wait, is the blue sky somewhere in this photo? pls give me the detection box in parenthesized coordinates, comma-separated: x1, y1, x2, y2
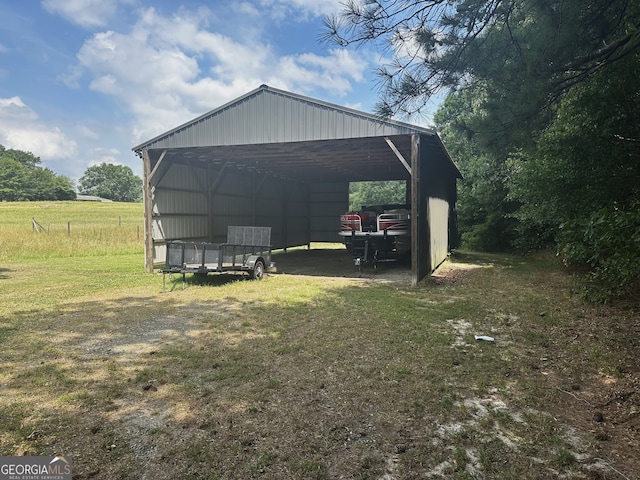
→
(0, 0, 440, 182)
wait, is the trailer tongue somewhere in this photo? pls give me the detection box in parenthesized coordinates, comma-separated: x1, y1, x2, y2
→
(339, 204, 411, 270)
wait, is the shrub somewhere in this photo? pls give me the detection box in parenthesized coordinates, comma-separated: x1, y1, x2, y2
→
(558, 202, 640, 302)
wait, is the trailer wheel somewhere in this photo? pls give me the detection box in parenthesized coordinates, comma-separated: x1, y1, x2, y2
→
(250, 260, 265, 280)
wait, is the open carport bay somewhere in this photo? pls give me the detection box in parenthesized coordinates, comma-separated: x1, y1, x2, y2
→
(271, 244, 413, 283)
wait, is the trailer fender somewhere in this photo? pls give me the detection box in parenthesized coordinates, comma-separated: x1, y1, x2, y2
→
(245, 255, 264, 269)
(247, 256, 266, 280)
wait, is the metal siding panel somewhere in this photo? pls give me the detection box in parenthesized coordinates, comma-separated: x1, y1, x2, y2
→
(310, 182, 346, 193)
(158, 163, 203, 191)
(429, 197, 449, 270)
(215, 172, 245, 195)
(152, 243, 166, 266)
(286, 201, 308, 216)
(256, 199, 283, 218)
(154, 190, 206, 215)
(259, 181, 284, 199)
(309, 182, 348, 242)
(313, 216, 341, 231)
(152, 216, 207, 241)
(277, 96, 287, 142)
(211, 195, 252, 216)
(309, 191, 346, 204)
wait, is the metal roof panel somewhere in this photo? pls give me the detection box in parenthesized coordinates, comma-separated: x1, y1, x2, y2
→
(132, 85, 436, 152)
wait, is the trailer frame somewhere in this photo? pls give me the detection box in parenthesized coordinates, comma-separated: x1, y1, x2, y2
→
(161, 226, 275, 289)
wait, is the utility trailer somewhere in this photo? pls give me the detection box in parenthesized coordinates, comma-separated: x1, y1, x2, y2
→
(161, 226, 275, 288)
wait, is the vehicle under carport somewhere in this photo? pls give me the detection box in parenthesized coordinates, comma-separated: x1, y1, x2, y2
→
(132, 85, 462, 285)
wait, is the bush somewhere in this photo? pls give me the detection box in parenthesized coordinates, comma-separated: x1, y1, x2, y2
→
(558, 203, 640, 302)
(461, 211, 516, 252)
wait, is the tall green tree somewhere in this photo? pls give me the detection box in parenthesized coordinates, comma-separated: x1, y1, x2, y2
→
(27, 167, 76, 201)
(0, 146, 75, 201)
(0, 145, 41, 168)
(0, 157, 30, 201)
(78, 163, 142, 202)
(510, 53, 640, 230)
(508, 53, 640, 298)
(325, 0, 640, 121)
(434, 86, 518, 251)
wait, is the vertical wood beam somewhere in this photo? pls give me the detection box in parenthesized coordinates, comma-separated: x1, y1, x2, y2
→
(405, 179, 411, 205)
(411, 134, 422, 287)
(142, 149, 154, 272)
(410, 134, 428, 286)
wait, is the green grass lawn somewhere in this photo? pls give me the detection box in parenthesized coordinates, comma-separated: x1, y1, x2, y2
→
(0, 202, 637, 479)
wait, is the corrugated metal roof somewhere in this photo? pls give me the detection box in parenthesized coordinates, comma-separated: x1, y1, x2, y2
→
(132, 85, 436, 152)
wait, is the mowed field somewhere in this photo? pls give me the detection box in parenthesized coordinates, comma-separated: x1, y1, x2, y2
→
(0, 201, 638, 479)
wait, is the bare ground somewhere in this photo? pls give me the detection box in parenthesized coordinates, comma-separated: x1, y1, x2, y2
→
(432, 257, 640, 480)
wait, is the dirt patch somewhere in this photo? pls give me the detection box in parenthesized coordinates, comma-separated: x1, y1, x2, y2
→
(539, 304, 640, 479)
(272, 247, 413, 284)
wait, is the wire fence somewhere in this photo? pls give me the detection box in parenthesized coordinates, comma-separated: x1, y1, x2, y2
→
(31, 216, 141, 240)
(1, 217, 144, 261)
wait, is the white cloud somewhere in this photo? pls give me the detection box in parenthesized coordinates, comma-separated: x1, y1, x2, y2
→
(60, 64, 84, 89)
(290, 49, 366, 88)
(274, 50, 365, 96)
(0, 97, 36, 120)
(71, 6, 370, 143)
(76, 124, 100, 140)
(259, 0, 344, 20)
(0, 97, 78, 160)
(41, 0, 120, 28)
(231, 2, 261, 17)
(87, 147, 121, 166)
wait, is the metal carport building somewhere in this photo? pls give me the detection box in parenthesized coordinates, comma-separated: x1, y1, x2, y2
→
(132, 85, 461, 285)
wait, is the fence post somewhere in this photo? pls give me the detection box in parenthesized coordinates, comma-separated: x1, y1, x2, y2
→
(32, 218, 45, 233)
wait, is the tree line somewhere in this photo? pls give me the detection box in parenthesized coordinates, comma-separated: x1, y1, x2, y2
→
(0, 146, 75, 201)
(327, 0, 640, 300)
(0, 145, 142, 202)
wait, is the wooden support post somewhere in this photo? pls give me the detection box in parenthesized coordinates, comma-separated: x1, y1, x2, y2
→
(142, 149, 154, 273)
(410, 134, 424, 286)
